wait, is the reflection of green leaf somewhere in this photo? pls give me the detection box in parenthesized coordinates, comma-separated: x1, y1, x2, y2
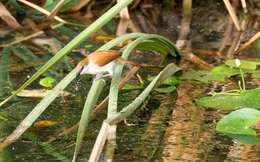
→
(148, 75, 180, 86)
(39, 77, 56, 88)
(0, 49, 11, 97)
(0, 146, 11, 162)
(252, 71, 260, 79)
(155, 86, 176, 93)
(227, 134, 260, 144)
(217, 108, 260, 135)
(225, 59, 260, 70)
(44, 0, 80, 12)
(122, 84, 144, 91)
(216, 108, 260, 144)
(12, 45, 40, 63)
(197, 89, 260, 110)
(181, 65, 243, 83)
(180, 70, 210, 83)
(255, 40, 260, 52)
(56, 26, 78, 39)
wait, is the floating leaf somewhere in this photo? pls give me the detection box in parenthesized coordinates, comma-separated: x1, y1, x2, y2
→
(197, 89, 260, 110)
(207, 65, 240, 82)
(155, 86, 176, 93)
(225, 59, 260, 70)
(216, 108, 260, 144)
(34, 120, 57, 128)
(211, 65, 239, 77)
(180, 70, 211, 83)
(149, 76, 178, 93)
(15, 89, 70, 98)
(162, 76, 180, 86)
(39, 77, 56, 88)
(148, 75, 180, 86)
(181, 65, 240, 83)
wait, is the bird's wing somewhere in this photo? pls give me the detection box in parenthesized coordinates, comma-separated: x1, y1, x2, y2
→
(89, 50, 120, 66)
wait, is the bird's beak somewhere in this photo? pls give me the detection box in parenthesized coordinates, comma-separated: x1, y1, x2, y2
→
(75, 65, 84, 81)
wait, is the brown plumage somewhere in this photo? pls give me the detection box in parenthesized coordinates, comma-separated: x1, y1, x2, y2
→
(77, 50, 120, 68)
(76, 50, 162, 79)
(89, 50, 120, 66)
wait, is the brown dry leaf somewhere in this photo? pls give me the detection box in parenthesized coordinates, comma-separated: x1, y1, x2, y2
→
(116, 0, 130, 36)
(0, 27, 10, 36)
(116, 19, 129, 36)
(0, 2, 22, 29)
(48, 0, 65, 20)
(32, 38, 61, 53)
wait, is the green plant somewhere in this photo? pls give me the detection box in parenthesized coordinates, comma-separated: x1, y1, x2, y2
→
(235, 58, 246, 92)
(39, 76, 56, 88)
(196, 59, 260, 144)
(217, 108, 260, 144)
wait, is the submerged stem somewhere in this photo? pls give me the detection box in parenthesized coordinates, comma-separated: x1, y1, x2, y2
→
(239, 67, 246, 92)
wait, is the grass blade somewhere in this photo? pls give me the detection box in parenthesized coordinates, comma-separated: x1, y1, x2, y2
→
(98, 33, 146, 51)
(72, 79, 106, 162)
(106, 63, 181, 125)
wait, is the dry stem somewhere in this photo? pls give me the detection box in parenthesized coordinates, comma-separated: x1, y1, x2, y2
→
(223, 0, 241, 31)
(234, 32, 260, 55)
(17, 0, 67, 24)
(48, 0, 65, 20)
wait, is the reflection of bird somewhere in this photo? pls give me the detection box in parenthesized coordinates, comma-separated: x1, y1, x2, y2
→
(76, 50, 162, 80)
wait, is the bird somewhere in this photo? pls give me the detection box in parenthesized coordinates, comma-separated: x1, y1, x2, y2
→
(75, 50, 163, 126)
(76, 50, 162, 80)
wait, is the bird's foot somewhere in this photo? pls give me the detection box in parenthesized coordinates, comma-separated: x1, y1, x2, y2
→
(123, 118, 136, 126)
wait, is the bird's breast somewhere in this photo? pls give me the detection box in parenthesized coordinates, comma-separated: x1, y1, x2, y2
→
(80, 61, 115, 75)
